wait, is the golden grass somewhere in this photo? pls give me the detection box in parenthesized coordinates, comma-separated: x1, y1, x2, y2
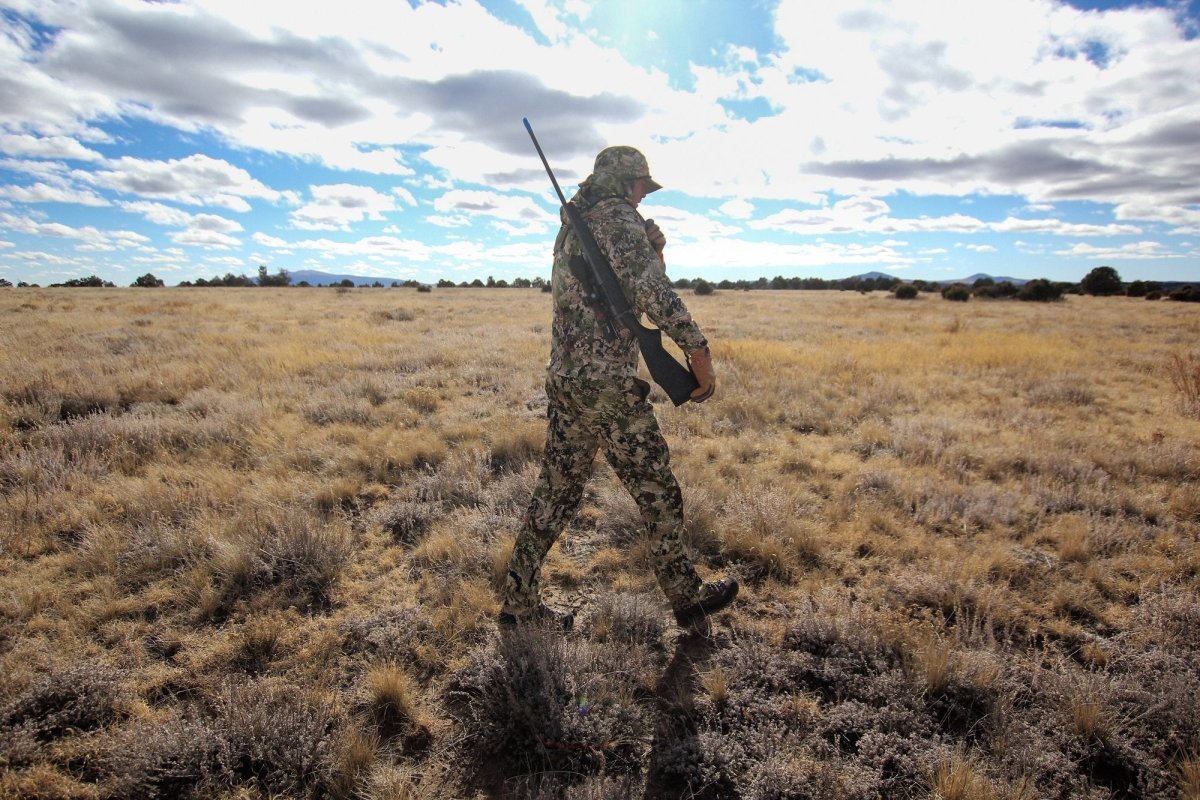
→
(1180, 752, 1200, 800)
(1, 286, 1198, 797)
(928, 753, 997, 800)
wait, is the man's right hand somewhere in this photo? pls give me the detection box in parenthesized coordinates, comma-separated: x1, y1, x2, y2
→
(688, 347, 716, 403)
(645, 219, 666, 259)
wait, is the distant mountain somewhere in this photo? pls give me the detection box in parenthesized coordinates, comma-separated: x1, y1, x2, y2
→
(283, 267, 1038, 289)
(947, 273, 1029, 286)
(847, 271, 1029, 286)
(287, 269, 411, 286)
(849, 271, 902, 282)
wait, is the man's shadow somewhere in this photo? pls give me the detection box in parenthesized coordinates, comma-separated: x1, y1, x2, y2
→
(642, 626, 721, 800)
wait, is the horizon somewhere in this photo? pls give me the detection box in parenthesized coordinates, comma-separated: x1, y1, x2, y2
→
(16, 265, 1180, 289)
(2, 0, 1200, 287)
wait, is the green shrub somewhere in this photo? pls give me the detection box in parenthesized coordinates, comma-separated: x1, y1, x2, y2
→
(1080, 265, 1123, 296)
(132, 273, 165, 288)
(1126, 280, 1161, 298)
(942, 285, 970, 302)
(893, 284, 919, 300)
(1017, 278, 1064, 302)
(974, 281, 1018, 299)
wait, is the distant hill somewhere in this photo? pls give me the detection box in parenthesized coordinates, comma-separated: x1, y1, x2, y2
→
(848, 271, 1029, 286)
(949, 273, 1029, 286)
(287, 269, 411, 287)
(849, 271, 901, 282)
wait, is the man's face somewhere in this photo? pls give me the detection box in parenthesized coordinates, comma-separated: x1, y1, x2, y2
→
(631, 178, 649, 208)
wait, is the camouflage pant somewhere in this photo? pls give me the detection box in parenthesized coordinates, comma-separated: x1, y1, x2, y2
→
(501, 374, 702, 615)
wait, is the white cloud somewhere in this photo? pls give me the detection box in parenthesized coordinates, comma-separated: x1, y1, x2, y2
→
(1054, 240, 1183, 259)
(992, 216, 1141, 235)
(718, 198, 755, 219)
(0, 211, 145, 251)
(425, 215, 470, 229)
(291, 183, 401, 231)
(641, 204, 741, 242)
(82, 154, 289, 210)
(749, 195, 987, 235)
(432, 189, 549, 227)
(253, 232, 289, 248)
(203, 255, 246, 267)
(171, 229, 241, 248)
(0, 181, 109, 206)
(670, 237, 917, 272)
(0, 132, 104, 161)
(120, 200, 244, 251)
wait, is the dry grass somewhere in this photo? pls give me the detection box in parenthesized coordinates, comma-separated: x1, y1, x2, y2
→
(2, 286, 1198, 798)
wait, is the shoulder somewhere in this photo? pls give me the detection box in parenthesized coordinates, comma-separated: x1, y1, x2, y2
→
(589, 197, 642, 224)
(587, 198, 645, 238)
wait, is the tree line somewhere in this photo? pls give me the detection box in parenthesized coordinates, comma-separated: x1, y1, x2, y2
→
(1, 265, 1195, 302)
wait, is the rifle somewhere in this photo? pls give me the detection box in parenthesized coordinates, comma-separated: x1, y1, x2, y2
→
(523, 117, 700, 406)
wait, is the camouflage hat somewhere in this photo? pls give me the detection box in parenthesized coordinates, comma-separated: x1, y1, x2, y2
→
(593, 145, 663, 193)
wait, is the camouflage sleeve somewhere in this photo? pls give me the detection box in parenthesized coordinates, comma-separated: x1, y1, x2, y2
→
(593, 202, 709, 354)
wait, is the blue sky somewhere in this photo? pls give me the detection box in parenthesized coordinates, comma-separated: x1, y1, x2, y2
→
(1, 0, 1198, 286)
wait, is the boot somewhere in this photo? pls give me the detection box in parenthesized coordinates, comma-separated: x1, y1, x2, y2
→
(673, 577, 739, 627)
(497, 603, 574, 632)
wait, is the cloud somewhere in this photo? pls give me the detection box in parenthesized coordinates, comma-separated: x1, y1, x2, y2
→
(171, 229, 240, 248)
(432, 189, 551, 230)
(1054, 240, 1184, 260)
(0, 209, 151, 256)
(291, 183, 402, 231)
(120, 200, 244, 249)
(749, 195, 986, 235)
(642, 205, 741, 242)
(670, 237, 917, 272)
(0, 132, 103, 161)
(718, 198, 755, 219)
(83, 154, 289, 210)
(992, 216, 1141, 235)
(0, 181, 109, 206)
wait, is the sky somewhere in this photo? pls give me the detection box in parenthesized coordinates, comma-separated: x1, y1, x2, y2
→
(1, 0, 1199, 287)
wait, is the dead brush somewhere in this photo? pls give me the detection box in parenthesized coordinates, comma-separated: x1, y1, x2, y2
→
(911, 632, 960, 696)
(365, 664, 421, 739)
(927, 752, 997, 800)
(1179, 751, 1200, 800)
(719, 486, 822, 581)
(0, 662, 127, 743)
(1167, 351, 1200, 418)
(451, 626, 653, 780)
(5, 288, 1200, 799)
(198, 506, 353, 618)
(1058, 670, 1118, 745)
(233, 612, 291, 675)
(583, 592, 664, 646)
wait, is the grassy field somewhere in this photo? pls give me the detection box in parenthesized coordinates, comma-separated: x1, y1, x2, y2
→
(1, 286, 1198, 799)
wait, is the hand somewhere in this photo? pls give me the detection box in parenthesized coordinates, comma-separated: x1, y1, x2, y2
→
(688, 347, 715, 403)
(645, 218, 666, 258)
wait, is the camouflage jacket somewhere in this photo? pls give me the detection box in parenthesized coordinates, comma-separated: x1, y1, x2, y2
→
(547, 192, 707, 383)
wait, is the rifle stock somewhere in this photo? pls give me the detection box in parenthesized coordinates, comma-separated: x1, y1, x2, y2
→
(524, 118, 699, 406)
